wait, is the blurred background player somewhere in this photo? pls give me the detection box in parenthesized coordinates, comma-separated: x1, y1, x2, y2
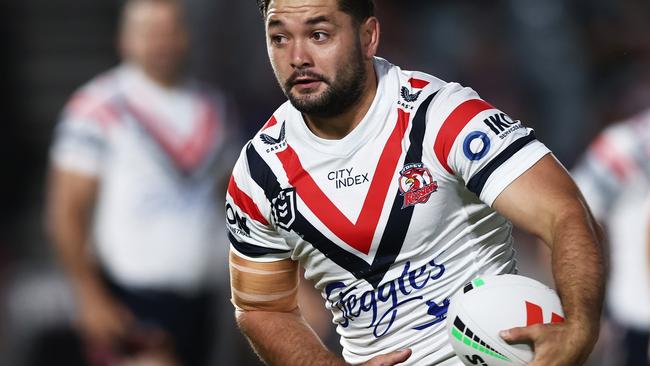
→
(45, 0, 238, 365)
(572, 108, 650, 366)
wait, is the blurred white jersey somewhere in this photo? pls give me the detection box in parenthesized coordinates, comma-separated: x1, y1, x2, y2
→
(51, 64, 235, 293)
(572, 110, 650, 329)
(226, 58, 550, 365)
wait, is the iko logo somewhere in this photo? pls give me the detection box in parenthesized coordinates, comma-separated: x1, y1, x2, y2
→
(226, 202, 250, 237)
(483, 113, 522, 139)
(272, 188, 297, 231)
(525, 301, 564, 326)
(260, 122, 287, 153)
(463, 131, 491, 161)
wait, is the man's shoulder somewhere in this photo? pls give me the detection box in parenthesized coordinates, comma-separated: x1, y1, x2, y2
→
(381, 59, 481, 115)
(62, 67, 123, 121)
(235, 101, 293, 163)
(250, 101, 293, 139)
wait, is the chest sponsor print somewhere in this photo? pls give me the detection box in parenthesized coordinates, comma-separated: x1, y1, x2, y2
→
(325, 258, 449, 338)
(328, 167, 370, 189)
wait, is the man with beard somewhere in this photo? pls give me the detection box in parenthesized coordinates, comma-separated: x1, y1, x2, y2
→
(225, 0, 604, 365)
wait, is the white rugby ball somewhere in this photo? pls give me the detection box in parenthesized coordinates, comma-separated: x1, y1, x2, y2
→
(446, 274, 564, 366)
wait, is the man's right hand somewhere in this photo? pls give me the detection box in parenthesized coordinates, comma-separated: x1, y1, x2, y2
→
(360, 349, 412, 366)
(77, 284, 134, 346)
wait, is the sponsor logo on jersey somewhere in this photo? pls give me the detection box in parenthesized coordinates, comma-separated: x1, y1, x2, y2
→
(401, 88, 421, 103)
(225, 202, 251, 237)
(482, 113, 523, 139)
(325, 259, 448, 338)
(328, 167, 370, 189)
(272, 188, 297, 231)
(260, 122, 287, 153)
(398, 163, 438, 208)
(463, 131, 491, 161)
(398, 77, 430, 109)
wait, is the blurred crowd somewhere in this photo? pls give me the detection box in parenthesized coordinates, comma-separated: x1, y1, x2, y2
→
(1, 0, 649, 365)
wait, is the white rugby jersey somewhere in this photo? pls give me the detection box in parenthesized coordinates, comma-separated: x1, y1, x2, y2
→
(226, 57, 550, 365)
(572, 110, 650, 329)
(51, 63, 235, 293)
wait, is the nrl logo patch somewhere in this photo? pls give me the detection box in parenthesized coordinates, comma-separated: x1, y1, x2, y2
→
(272, 188, 297, 231)
(398, 163, 438, 208)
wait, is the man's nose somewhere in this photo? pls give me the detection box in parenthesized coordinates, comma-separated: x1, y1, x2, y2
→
(290, 40, 313, 69)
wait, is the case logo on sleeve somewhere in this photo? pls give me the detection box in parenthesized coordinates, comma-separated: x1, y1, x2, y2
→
(399, 77, 430, 108)
(260, 122, 287, 152)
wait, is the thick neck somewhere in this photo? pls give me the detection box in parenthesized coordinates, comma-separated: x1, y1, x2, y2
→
(303, 62, 378, 140)
(143, 68, 182, 89)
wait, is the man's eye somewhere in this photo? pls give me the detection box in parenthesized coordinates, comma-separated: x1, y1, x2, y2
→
(312, 32, 329, 41)
(271, 35, 287, 45)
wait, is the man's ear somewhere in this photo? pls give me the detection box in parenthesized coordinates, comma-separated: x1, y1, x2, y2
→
(360, 16, 380, 60)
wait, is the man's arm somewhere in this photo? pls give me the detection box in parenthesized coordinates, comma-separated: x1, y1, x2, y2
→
(230, 252, 411, 366)
(492, 154, 605, 365)
(45, 167, 132, 345)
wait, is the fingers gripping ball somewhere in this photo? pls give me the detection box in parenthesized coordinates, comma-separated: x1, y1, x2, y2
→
(446, 274, 564, 366)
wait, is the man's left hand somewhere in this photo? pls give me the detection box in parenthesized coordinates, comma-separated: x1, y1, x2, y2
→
(500, 320, 597, 366)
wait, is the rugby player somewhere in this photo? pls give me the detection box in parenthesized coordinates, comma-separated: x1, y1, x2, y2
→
(225, 1, 605, 364)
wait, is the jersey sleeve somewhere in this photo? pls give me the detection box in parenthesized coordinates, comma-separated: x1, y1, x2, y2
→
(571, 125, 637, 220)
(226, 144, 293, 262)
(49, 94, 114, 177)
(432, 83, 551, 206)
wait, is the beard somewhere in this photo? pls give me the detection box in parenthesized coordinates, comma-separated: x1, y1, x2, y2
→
(280, 42, 367, 118)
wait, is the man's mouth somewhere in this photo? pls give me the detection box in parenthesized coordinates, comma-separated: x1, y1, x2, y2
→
(292, 77, 322, 89)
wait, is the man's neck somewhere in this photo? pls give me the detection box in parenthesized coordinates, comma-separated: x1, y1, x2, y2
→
(145, 69, 181, 89)
(303, 63, 378, 140)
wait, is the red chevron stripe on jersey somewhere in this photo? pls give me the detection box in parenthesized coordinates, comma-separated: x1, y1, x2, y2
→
(408, 77, 430, 89)
(228, 176, 269, 225)
(434, 99, 494, 174)
(591, 134, 635, 181)
(275, 109, 410, 255)
(127, 100, 218, 172)
(67, 92, 122, 129)
(261, 115, 278, 131)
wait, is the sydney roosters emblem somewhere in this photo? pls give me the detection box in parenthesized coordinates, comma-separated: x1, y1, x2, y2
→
(398, 163, 438, 208)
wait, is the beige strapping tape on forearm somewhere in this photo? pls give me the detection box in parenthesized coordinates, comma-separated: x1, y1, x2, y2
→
(230, 251, 299, 312)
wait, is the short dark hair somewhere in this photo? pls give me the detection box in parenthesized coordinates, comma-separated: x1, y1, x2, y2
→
(256, 0, 375, 24)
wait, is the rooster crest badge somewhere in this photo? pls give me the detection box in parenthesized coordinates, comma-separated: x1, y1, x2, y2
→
(398, 163, 438, 208)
